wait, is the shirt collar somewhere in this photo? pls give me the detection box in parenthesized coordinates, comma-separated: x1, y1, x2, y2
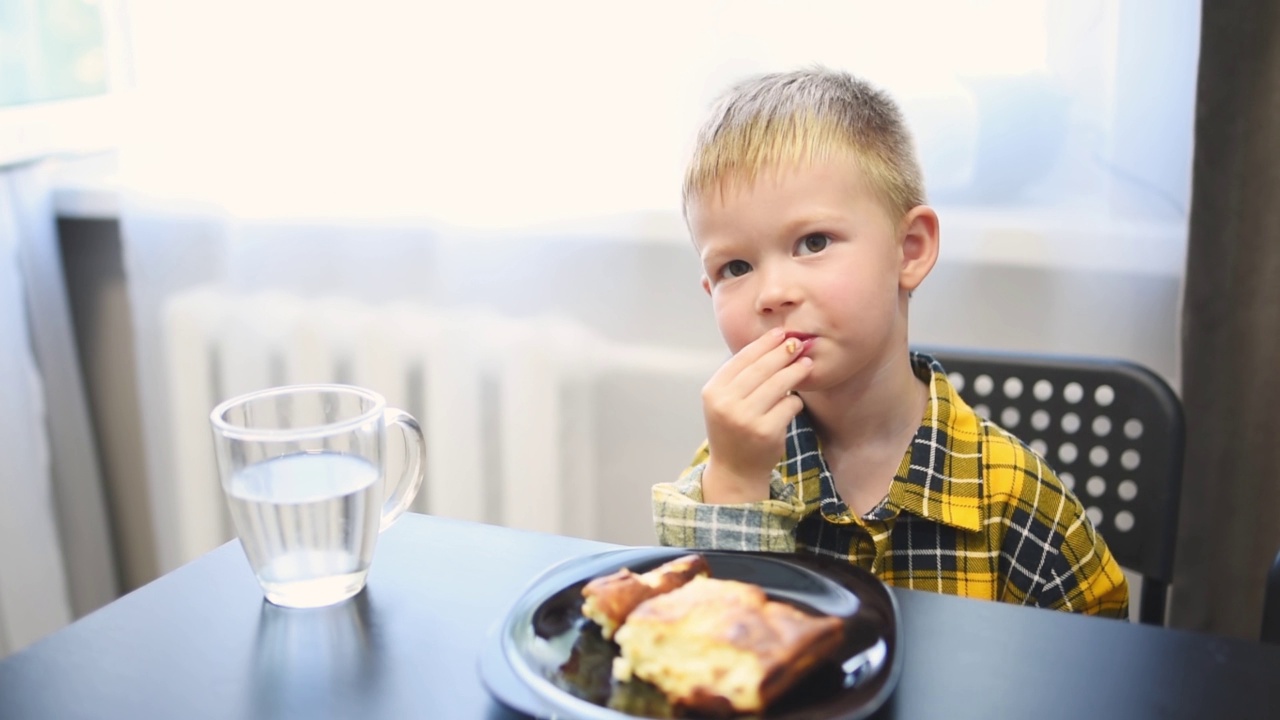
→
(883, 352, 985, 532)
(791, 352, 985, 532)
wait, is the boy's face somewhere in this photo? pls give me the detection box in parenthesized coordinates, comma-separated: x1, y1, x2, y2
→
(689, 158, 931, 393)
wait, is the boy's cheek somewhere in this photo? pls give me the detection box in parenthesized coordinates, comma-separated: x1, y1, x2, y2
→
(711, 303, 747, 351)
(711, 293, 761, 353)
(716, 316, 758, 355)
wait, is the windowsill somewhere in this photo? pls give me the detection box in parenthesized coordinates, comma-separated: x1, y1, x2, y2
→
(47, 152, 121, 220)
(0, 96, 124, 171)
(47, 155, 1186, 279)
(931, 205, 1187, 278)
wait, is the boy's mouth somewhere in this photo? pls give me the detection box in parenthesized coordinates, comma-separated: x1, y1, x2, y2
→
(782, 332, 817, 357)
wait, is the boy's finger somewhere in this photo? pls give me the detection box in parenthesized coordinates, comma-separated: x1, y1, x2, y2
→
(744, 357, 813, 414)
(725, 329, 789, 373)
(706, 329, 788, 395)
(726, 334, 813, 400)
(760, 392, 806, 433)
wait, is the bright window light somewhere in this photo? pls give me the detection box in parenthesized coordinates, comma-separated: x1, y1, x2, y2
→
(118, 0, 1198, 239)
(0, 0, 108, 107)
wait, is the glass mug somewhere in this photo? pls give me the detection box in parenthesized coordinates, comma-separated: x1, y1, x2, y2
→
(210, 384, 424, 608)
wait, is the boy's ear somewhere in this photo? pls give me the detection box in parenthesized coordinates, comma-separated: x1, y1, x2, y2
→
(899, 205, 940, 293)
(701, 275, 712, 296)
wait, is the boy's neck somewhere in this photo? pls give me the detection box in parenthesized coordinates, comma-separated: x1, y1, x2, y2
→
(800, 349, 929, 456)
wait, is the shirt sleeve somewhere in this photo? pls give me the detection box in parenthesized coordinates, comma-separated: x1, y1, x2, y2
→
(988, 429, 1131, 619)
(1037, 502, 1131, 619)
(651, 442, 805, 552)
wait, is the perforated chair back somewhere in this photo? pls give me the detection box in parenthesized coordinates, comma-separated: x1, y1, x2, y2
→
(921, 348, 1184, 625)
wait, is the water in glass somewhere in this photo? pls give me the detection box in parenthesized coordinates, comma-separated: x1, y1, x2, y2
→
(226, 451, 381, 608)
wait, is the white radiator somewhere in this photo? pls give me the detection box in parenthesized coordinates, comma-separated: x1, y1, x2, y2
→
(155, 287, 721, 570)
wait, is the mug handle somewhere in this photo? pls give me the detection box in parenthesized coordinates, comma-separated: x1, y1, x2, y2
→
(380, 407, 426, 533)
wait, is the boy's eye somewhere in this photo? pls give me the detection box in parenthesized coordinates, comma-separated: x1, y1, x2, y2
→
(796, 233, 830, 256)
(718, 259, 752, 280)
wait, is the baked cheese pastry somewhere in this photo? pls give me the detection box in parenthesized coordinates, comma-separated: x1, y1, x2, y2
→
(580, 554, 710, 639)
(611, 576, 845, 715)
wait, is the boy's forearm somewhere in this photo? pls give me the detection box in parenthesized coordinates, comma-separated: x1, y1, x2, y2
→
(651, 480, 801, 553)
(700, 457, 772, 505)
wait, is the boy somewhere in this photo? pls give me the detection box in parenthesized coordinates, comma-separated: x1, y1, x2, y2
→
(652, 67, 1129, 618)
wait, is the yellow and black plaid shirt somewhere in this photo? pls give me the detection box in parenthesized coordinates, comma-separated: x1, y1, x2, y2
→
(653, 352, 1129, 618)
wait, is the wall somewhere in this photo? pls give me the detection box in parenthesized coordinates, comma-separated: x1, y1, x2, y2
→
(56, 205, 1182, 590)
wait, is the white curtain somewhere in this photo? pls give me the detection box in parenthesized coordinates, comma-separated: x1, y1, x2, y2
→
(0, 169, 65, 658)
(0, 161, 122, 657)
(115, 0, 1200, 575)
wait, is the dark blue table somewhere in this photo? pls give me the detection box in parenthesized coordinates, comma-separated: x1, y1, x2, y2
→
(1, 513, 1277, 719)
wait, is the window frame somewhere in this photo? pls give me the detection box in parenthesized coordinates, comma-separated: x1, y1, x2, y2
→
(0, 0, 131, 168)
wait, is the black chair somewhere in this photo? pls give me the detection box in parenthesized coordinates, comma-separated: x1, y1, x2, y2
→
(1263, 548, 1280, 644)
(921, 347, 1184, 626)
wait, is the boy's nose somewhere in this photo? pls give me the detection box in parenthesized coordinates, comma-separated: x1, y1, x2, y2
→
(755, 270, 801, 315)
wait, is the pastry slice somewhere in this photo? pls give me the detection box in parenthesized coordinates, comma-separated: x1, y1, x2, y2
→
(580, 554, 710, 639)
(611, 576, 845, 715)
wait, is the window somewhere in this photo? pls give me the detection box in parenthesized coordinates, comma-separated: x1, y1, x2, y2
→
(113, 0, 1198, 276)
(0, 0, 127, 166)
(1, 0, 108, 107)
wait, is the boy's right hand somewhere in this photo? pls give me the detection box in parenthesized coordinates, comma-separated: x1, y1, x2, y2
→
(700, 328, 813, 504)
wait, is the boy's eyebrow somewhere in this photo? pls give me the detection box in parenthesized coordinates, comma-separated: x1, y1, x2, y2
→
(695, 209, 853, 267)
(779, 212, 844, 235)
(697, 212, 846, 263)
(698, 243, 731, 268)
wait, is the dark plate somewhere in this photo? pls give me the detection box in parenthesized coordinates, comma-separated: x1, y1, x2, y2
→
(478, 548, 903, 719)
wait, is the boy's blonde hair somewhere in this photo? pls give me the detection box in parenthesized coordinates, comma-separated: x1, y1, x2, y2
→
(683, 67, 926, 226)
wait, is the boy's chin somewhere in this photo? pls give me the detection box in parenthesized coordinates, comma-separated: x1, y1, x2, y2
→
(791, 376, 824, 394)
(792, 366, 848, 395)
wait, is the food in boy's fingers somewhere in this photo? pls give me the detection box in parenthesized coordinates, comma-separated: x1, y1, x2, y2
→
(782, 334, 815, 357)
(581, 554, 710, 639)
(612, 575, 845, 715)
